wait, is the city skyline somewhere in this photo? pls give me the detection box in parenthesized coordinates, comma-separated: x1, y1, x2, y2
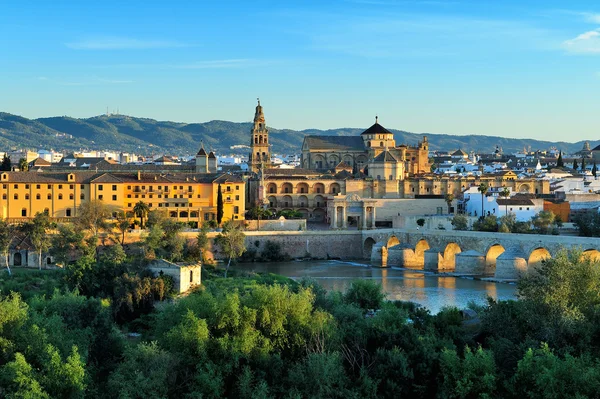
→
(1, 0, 599, 141)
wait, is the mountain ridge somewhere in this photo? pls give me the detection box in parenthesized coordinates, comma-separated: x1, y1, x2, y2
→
(0, 112, 595, 156)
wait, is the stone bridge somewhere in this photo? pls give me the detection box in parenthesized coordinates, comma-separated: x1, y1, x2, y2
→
(362, 228, 600, 280)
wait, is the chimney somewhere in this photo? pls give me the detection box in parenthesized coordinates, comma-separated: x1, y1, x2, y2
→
(137, 170, 141, 180)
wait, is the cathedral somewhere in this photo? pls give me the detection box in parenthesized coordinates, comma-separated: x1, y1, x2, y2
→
(300, 116, 430, 179)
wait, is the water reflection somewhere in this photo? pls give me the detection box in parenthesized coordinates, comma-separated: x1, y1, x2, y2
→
(235, 260, 517, 313)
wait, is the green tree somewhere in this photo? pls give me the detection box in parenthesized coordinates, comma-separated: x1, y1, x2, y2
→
(556, 151, 564, 167)
(114, 212, 130, 245)
(473, 215, 498, 232)
(17, 158, 28, 171)
(217, 184, 224, 225)
(0, 353, 50, 398)
(133, 201, 150, 229)
(248, 204, 273, 231)
(573, 159, 578, 170)
(196, 222, 210, 262)
(75, 199, 111, 238)
(581, 157, 586, 172)
(344, 279, 385, 310)
(143, 225, 164, 259)
(50, 224, 85, 267)
(439, 346, 497, 399)
(28, 212, 52, 270)
(574, 211, 600, 237)
(531, 210, 555, 235)
(416, 218, 425, 227)
(1, 154, 11, 171)
(451, 214, 469, 231)
(214, 220, 245, 277)
(0, 219, 14, 275)
(444, 193, 455, 214)
(498, 213, 516, 233)
(500, 187, 511, 216)
(477, 182, 489, 218)
(593, 163, 597, 178)
(146, 209, 168, 229)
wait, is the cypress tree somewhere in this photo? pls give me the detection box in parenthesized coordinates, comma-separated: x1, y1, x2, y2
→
(556, 151, 564, 167)
(216, 184, 224, 225)
(593, 163, 597, 178)
(1, 154, 11, 171)
(573, 159, 578, 170)
(581, 157, 586, 171)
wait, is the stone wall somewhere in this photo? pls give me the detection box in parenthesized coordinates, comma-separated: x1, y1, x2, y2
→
(244, 218, 307, 232)
(393, 215, 478, 230)
(201, 230, 363, 260)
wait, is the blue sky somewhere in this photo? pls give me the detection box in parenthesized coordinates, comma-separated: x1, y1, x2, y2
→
(1, 0, 599, 142)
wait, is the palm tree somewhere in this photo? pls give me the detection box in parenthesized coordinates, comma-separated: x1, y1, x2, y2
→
(133, 201, 150, 229)
(444, 193, 454, 214)
(500, 187, 510, 216)
(477, 182, 489, 219)
(18, 158, 28, 171)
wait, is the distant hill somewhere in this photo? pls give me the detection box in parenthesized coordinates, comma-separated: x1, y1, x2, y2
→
(0, 112, 595, 156)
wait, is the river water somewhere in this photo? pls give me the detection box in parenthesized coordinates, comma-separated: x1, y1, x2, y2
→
(234, 260, 517, 313)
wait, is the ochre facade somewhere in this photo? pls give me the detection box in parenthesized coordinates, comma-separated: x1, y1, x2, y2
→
(0, 171, 245, 226)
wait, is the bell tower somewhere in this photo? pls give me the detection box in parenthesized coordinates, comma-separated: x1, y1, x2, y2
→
(249, 99, 271, 173)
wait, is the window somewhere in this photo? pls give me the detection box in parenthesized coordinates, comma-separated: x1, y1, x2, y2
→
(127, 194, 131, 198)
(149, 195, 153, 198)
(66, 209, 71, 217)
(98, 185, 103, 191)
(204, 213, 209, 221)
(226, 186, 231, 192)
(58, 185, 62, 189)
(188, 186, 192, 192)
(58, 194, 63, 200)
(197, 195, 200, 198)
(2, 184, 5, 189)
(69, 194, 74, 200)
(519, 207, 522, 210)
(98, 195, 103, 200)
(81, 184, 85, 189)
(234, 206, 239, 214)
(36, 184, 40, 189)
(112, 195, 117, 201)
(1, 194, 5, 200)
(112, 185, 117, 191)
(47, 194, 51, 200)
(190, 270, 193, 283)
(69, 184, 73, 189)
(80, 194, 85, 200)
(25, 194, 29, 200)
(36, 194, 40, 200)
(21, 208, 27, 217)
(127, 186, 131, 190)
(25, 184, 29, 189)
(13, 184, 18, 189)
(236, 185, 239, 190)
(127, 203, 132, 208)
(235, 195, 239, 200)
(47, 185, 51, 189)
(13, 194, 18, 200)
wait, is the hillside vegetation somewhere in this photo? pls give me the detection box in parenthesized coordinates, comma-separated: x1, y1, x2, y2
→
(0, 112, 594, 155)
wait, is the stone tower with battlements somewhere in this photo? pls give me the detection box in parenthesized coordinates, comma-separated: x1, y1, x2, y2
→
(249, 99, 271, 173)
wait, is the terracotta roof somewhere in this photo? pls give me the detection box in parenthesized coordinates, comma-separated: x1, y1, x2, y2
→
(303, 136, 365, 151)
(29, 158, 51, 167)
(497, 198, 534, 206)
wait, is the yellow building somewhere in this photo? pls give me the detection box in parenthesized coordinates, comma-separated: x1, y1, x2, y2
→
(0, 171, 245, 226)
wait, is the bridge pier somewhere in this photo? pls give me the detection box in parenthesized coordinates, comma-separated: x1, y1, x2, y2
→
(455, 250, 486, 275)
(424, 248, 445, 271)
(387, 244, 419, 267)
(370, 242, 388, 267)
(495, 250, 528, 280)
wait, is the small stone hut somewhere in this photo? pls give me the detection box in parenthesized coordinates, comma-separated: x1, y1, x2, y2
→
(148, 259, 202, 294)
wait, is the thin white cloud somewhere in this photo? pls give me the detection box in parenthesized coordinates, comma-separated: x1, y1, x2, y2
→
(66, 36, 188, 50)
(563, 29, 600, 54)
(582, 12, 600, 24)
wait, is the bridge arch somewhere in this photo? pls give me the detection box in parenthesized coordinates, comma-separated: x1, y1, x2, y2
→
(387, 235, 400, 248)
(363, 237, 376, 259)
(443, 242, 462, 269)
(485, 244, 506, 270)
(414, 239, 430, 267)
(582, 249, 600, 262)
(528, 247, 551, 269)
